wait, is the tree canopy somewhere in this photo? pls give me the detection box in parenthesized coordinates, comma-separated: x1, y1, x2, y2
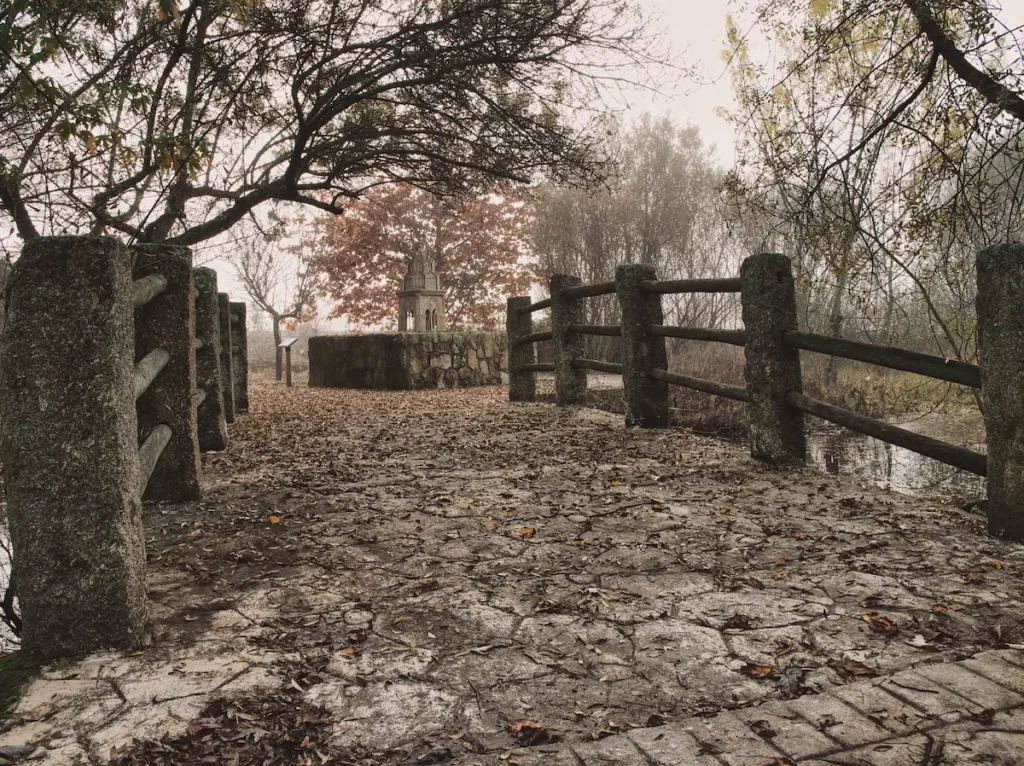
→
(307, 184, 531, 330)
(0, 0, 655, 248)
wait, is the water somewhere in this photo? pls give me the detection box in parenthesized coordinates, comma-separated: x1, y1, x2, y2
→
(806, 411, 987, 501)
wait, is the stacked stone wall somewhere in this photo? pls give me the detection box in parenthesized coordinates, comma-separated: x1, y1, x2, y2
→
(309, 332, 508, 390)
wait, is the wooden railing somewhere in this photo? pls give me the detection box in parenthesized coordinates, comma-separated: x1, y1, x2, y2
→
(507, 247, 1024, 543)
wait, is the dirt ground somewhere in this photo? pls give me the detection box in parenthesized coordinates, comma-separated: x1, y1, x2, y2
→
(3, 371, 1024, 765)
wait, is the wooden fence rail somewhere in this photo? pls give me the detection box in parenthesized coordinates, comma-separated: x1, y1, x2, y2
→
(0, 236, 249, 660)
(506, 245, 1024, 543)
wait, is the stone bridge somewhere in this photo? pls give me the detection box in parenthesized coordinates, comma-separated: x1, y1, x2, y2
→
(2, 375, 1023, 765)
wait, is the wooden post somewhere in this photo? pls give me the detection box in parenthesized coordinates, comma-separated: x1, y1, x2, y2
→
(550, 274, 587, 406)
(740, 253, 806, 464)
(977, 243, 1024, 541)
(280, 337, 298, 387)
(506, 296, 537, 402)
(617, 264, 669, 427)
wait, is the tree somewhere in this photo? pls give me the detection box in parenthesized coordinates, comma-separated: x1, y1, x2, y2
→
(228, 220, 323, 379)
(724, 0, 1024, 379)
(532, 115, 738, 337)
(306, 184, 531, 331)
(1, 0, 658, 249)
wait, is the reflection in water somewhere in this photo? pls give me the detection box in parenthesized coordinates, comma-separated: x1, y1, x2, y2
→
(806, 412, 987, 501)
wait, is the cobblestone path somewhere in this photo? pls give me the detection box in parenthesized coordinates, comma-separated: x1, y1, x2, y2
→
(2, 375, 1023, 764)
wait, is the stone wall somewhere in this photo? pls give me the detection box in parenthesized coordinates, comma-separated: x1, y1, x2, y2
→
(309, 332, 509, 390)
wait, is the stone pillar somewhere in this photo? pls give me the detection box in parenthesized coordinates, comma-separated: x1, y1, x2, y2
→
(740, 253, 806, 463)
(230, 301, 249, 413)
(132, 244, 201, 502)
(0, 236, 147, 658)
(193, 268, 227, 451)
(977, 243, 1024, 541)
(617, 264, 669, 428)
(217, 292, 235, 423)
(506, 296, 536, 402)
(550, 274, 587, 406)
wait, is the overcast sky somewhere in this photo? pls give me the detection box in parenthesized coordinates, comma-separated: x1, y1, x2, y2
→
(626, 0, 738, 162)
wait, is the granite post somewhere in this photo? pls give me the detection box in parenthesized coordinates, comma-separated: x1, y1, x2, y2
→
(230, 301, 249, 413)
(132, 244, 201, 502)
(617, 264, 669, 428)
(217, 292, 235, 423)
(0, 236, 147, 657)
(506, 296, 537, 402)
(740, 253, 806, 463)
(193, 268, 228, 451)
(977, 243, 1024, 541)
(550, 274, 587, 406)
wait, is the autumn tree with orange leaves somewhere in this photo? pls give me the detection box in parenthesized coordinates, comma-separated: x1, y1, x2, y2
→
(306, 185, 532, 331)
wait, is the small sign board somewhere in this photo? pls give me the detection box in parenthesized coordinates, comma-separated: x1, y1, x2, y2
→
(278, 337, 299, 349)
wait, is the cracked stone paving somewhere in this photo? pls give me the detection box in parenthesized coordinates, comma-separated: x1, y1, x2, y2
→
(2, 373, 1023, 765)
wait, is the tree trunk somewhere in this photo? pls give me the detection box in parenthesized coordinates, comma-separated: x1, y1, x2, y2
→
(273, 315, 283, 381)
(824, 267, 847, 388)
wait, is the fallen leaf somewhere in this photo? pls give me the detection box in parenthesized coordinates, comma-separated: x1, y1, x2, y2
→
(515, 527, 535, 539)
(740, 662, 775, 678)
(268, 514, 280, 524)
(508, 719, 551, 745)
(862, 613, 899, 635)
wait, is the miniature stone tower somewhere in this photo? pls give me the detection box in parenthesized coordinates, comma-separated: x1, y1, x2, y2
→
(398, 246, 446, 332)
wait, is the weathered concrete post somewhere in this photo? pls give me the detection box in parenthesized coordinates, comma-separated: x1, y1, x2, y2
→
(550, 274, 587, 406)
(132, 244, 201, 502)
(740, 253, 806, 463)
(230, 301, 249, 413)
(506, 296, 536, 402)
(0, 236, 147, 657)
(977, 243, 1024, 541)
(217, 292, 235, 423)
(617, 264, 669, 428)
(193, 268, 228, 451)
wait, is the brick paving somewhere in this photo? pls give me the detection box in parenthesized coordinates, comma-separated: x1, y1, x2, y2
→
(499, 650, 1024, 765)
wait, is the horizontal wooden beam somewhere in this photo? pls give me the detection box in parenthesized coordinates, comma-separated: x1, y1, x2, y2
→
(561, 281, 617, 300)
(783, 331, 981, 389)
(569, 323, 622, 337)
(572, 359, 623, 375)
(649, 325, 747, 346)
(133, 274, 168, 308)
(138, 424, 173, 497)
(640, 278, 741, 295)
(651, 368, 748, 402)
(786, 391, 987, 476)
(132, 348, 170, 400)
(518, 298, 552, 314)
(515, 330, 554, 347)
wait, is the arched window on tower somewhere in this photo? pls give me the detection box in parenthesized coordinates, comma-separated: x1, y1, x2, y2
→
(432, 309, 438, 330)
(425, 308, 431, 330)
(404, 310, 414, 330)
